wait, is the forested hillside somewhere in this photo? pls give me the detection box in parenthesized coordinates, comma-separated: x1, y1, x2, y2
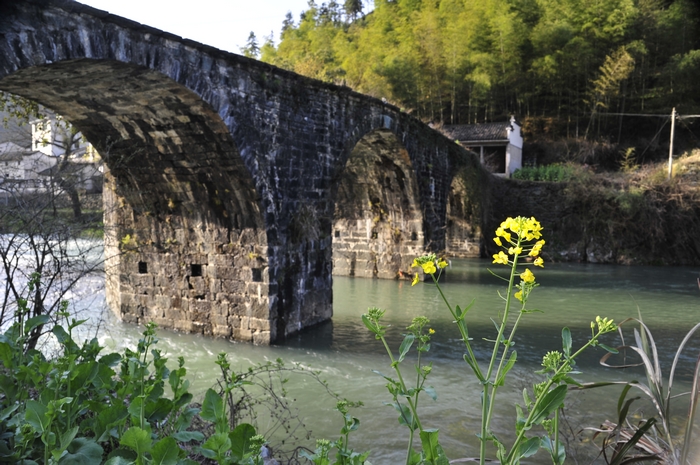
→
(258, 0, 699, 138)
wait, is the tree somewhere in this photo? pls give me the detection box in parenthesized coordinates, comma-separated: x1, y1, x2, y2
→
(343, 0, 363, 22)
(240, 31, 260, 59)
(0, 91, 105, 350)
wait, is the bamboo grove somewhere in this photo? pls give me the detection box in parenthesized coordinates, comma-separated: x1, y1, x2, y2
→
(255, 0, 699, 135)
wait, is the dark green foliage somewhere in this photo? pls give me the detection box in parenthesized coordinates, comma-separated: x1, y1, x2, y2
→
(262, 0, 700, 127)
(512, 164, 577, 182)
(0, 292, 266, 465)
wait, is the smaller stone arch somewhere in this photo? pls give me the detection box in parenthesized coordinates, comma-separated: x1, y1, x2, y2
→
(332, 128, 424, 279)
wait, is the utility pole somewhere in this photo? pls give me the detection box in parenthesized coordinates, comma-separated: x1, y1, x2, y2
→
(668, 107, 676, 180)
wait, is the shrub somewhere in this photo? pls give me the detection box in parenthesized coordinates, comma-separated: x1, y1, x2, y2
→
(512, 164, 578, 182)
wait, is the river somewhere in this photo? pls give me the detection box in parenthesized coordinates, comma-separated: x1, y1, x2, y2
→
(65, 257, 700, 463)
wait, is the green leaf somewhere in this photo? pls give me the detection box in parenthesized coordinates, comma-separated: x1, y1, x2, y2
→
(151, 437, 181, 465)
(517, 436, 541, 459)
(424, 385, 437, 401)
(171, 431, 204, 442)
(25, 400, 48, 433)
(419, 429, 449, 465)
(200, 388, 223, 424)
(104, 457, 135, 465)
(52, 325, 78, 354)
(59, 438, 104, 465)
(95, 404, 128, 442)
(104, 447, 136, 465)
(0, 342, 13, 368)
(496, 350, 517, 386)
(146, 398, 174, 423)
(398, 334, 415, 363)
(462, 354, 484, 382)
(229, 423, 257, 461)
(174, 407, 199, 432)
(99, 352, 122, 367)
(561, 327, 572, 358)
(386, 401, 414, 430)
(24, 315, 50, 334)
(531, 385, 567, 425)
(599, 343, 619, 354)
(120, 426, 152, 455)
(200, 432, 231, 461)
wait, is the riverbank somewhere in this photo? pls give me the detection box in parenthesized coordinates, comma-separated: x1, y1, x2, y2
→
(486, 150, 700, 266)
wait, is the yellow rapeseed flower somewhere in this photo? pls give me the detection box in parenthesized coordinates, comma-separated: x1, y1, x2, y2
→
(529, 239, 545, 257)
(508, 246, 523, 256)
(534, 257, 544, 267)
(520, 268, 535, 283)
(412, 273, 420, 286)
(421, 261, 436, 274)
(493, 251, 509, 265)
(514, 290, 523, 301)
(429, 328, 435, 334)
(437, 258, 448, 269)
(495, 227, 512, 243)
(493, 237, 502, 247)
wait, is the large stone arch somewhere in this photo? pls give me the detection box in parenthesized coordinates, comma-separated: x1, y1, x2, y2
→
(0, 59, 272, 342)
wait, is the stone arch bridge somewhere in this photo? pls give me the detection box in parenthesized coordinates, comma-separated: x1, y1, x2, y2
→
(0, 0, 484, 343)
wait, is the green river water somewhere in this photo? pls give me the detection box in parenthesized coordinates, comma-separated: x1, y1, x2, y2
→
(74, 258, 700, 463)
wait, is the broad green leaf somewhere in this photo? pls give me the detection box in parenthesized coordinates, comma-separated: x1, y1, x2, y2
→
(52, 325, 78, 353)
(531, 385, 567, 425)
(420, 429, 449, 465)
(120, 426, 152, 455)
(95, 404, 128, 442)
(59, 438, 104, 465)
(229, 423, 257, 461)
(24, 315, 50, 334)
(99, 352, 122, 367)
(174, 407, 200, 432)
(0, 342, 13, 368)
(200, 388, 223, 424)
(104, 447, 136, 464)
(517, 436, 541, 459)
(25, 400, 48, 433)
(151, 437, 180, 465)
(201, 432, 231, 461)
(146, 398, 174, 423)
(562, 327, 572, 357)
(398, 334, 415, 362)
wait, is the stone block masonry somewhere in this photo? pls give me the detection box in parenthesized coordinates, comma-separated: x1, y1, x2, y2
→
(0, 0, 484, 343)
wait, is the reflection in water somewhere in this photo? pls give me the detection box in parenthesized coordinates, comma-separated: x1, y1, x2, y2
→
(72, 258, 700, 463)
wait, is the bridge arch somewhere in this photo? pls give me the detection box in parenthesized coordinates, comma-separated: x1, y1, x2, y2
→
(0, 59, 271, 342)
(332, 128, 424, 279)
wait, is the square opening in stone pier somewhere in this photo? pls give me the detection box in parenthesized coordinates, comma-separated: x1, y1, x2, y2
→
(191, 264, 203, 277)
(252, 268, 262, 282)
(411, 231, 418, 241)
(138, 261, 148, 274)
(335, 230, 340, 238)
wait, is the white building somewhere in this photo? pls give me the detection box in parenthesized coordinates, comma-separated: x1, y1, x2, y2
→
(443, 116, 523, 177)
